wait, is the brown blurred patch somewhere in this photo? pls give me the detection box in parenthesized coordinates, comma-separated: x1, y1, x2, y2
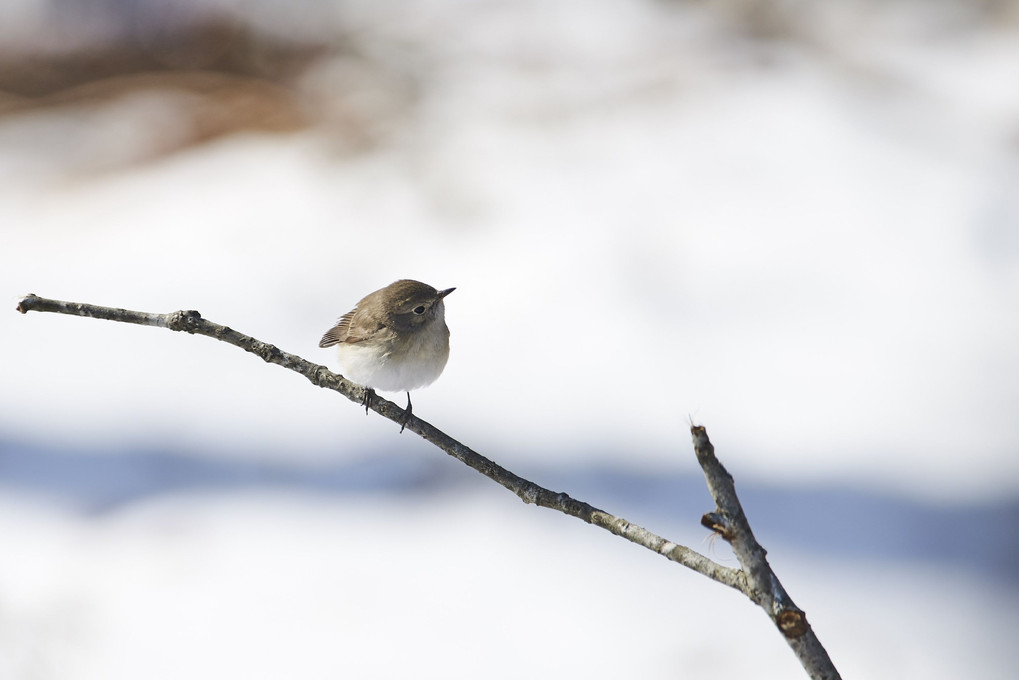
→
(0, 19, 325, 158)
(0, 19, 320, 98)
(0, 13, 425, 176)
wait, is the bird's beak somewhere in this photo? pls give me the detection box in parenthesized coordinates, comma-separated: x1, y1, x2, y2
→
(437, 287, 456, 299)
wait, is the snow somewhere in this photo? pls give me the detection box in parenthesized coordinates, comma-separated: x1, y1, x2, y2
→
(0, 490, 1015, 680)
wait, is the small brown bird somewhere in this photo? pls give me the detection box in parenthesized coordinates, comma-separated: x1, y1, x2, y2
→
(319, 280, 454, 430)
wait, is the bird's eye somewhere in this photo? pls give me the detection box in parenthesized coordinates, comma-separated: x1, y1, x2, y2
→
(413, 305, 426, 315)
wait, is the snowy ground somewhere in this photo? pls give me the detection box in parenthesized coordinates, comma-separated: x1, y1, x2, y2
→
(0, 484, 1016, 680)
(1, 0, 1018, 678)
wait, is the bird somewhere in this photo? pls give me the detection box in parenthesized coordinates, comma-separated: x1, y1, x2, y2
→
(319, 279, 454, 432)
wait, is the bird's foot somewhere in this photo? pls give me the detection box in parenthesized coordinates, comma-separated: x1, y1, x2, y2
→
(399, 392, 413, 434)
(361, 387, 376, 415)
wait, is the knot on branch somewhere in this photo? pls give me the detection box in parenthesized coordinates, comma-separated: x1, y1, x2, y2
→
(166, 309, 203, 333)
(312, 365, 336, 388)
(518, 485, 539, 505)
(701, 511, 736, 541)
(776, 608, 808, 638)
(251, 341, 282, 363)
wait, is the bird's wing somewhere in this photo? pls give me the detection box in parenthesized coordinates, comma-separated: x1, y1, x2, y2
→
(319, 310, 354, 347)
(318, 307, 387, 347)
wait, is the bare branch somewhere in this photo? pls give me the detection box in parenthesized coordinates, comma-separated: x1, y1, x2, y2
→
(16, 294, 746, 592)
(18, 294, 842, 678)
(692, 426, 842, 680)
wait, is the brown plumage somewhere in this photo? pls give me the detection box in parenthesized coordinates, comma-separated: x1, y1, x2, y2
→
(319, 279, 455, 431)
(319, 279, 448, 348)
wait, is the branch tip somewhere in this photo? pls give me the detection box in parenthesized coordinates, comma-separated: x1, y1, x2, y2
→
(16, 294, 39, 314)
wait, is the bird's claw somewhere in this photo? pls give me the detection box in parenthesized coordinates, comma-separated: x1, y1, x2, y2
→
(361, 387, 376, 415)
(399, 392, 413, 434)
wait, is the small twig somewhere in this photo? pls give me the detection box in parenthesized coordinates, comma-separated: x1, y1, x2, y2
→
(16, 294, 746, 593)
(692, 426, 842, 680)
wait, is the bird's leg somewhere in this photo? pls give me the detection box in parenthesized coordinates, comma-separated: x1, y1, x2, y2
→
(361, 387, 376, 415)
(400, 392, 413, 433)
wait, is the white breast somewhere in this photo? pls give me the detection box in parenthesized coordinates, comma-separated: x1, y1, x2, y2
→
(334, 316, 450, 393)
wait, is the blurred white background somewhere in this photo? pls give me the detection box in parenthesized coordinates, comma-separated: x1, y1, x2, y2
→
(1, 1, 1017, 678)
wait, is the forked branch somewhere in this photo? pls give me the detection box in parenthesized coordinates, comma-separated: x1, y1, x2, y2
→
(16, 293, 840, 679)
